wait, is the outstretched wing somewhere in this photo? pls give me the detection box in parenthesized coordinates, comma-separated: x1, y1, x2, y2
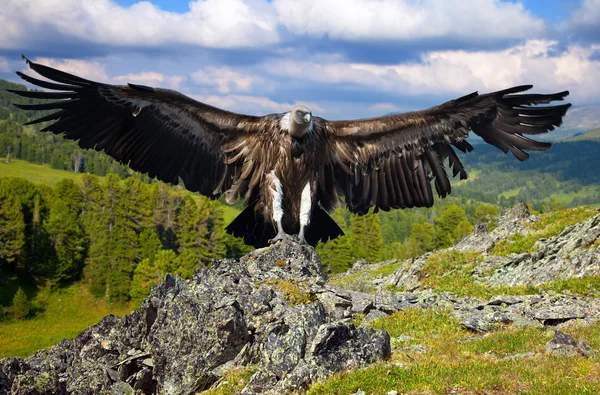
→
(317, 85, 570, 214)
(10, 56, 275, 200)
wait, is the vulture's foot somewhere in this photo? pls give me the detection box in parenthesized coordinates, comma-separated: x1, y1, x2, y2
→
(296, 234, 309, 246)
(268, 232, 295, 245)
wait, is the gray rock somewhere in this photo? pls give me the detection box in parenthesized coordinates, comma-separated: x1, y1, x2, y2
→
(374, 291, 420, 313)
(482, 214, 600, 287)
(530, 305, 588, 324)
(487, 295, 526, 306)
(0, 242, 390, 394)
(456, 309, 514, 332)
(360, 309, 388, 326)
(545, 330, 597, 358)
(454, 203, 535, 254)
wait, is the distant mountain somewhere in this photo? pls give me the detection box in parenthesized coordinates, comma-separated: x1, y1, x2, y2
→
(563, 127, 600, 142)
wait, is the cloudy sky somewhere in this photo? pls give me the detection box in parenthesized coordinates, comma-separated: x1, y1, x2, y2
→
(0, 0, 599, 131)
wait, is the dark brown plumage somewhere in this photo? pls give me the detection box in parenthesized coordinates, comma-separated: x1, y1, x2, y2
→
(11, 56, 571, 248)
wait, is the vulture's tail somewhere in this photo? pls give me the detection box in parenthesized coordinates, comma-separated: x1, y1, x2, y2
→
(225, 204, 344, 248)
(225, 204, 275, 249)
(305, 207, 345, 246)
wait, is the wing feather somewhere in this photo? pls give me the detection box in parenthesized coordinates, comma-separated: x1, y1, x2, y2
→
(11, 56, 275, 199)
(319, 86, 570, 214)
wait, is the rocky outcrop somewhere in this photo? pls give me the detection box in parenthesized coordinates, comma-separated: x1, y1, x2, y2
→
(352, 206, 600, 293)
(0, 243, 390, 395)
(450, 292, 600, 332)
(3, 204, 600, 394)
(454, 202, 536, 253)
(480, 213, 600, 287)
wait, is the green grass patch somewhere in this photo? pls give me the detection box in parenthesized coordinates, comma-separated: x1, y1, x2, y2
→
(0, 159, 100, 186)
(309, 309, 600, 394)
(527, 206, 596, 232)
(265, 279, 317, 306)
(418, 250, 525, 299)
(204, 366, 258, 395)
(370, 309, 470, 345)
(565, 127, 600, 142)
(491, 206, 597, 256)
(415, 250, 600, 298)
(329, 261, 404, 293)
(221, 205, 241, 225)
(0, 283, 132, 359)
(538, 275, 600, 296)
(308, 355, 600, 394)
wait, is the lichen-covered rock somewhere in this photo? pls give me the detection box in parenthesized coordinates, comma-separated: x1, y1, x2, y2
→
(0, 243, 390, 395)
(449, 293, 600, 332)
(482, 214, 600, 287)
(454, 203, 535, 253)
(545, 330, 597, 358)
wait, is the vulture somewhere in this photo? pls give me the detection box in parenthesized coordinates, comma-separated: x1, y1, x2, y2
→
(10, 57, 571, 247)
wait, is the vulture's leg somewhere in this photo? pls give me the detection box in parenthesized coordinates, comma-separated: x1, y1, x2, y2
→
(268, 172, 293, 244)
(268, 227, 294, 244)
(297, 182, 311, 245)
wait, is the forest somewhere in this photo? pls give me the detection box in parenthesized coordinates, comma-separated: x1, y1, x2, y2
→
(1, 78, 599, 322)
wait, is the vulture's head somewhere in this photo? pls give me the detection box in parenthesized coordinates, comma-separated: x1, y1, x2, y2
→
(289, 105, 312, 138)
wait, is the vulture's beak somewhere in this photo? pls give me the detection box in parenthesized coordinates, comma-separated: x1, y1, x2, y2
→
(304, 113, 311, 122)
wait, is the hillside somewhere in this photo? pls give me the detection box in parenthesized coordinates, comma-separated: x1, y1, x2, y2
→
(2, 204, 600, 393)
(564, 127, 600, 142)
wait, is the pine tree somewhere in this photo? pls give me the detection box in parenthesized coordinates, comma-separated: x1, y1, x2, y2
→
(85, 174, 139, 302)
(0, 183, 25, 273)
(316, 210, 355, 273)
(11, 287, 30, 320)
(129, 250, 177, 304)
(474, 204, 499, 224)
(349, 212, 384, 263)
(81, 175, 107, 297)
(409, 222, 436, 254)
(173, 248, 200, 279)
(138, 228, 162, 261)
(44, 180, 87, 285)
(434, 205, 469, 249)
(153, 184, 182, 250)
(453, 219, 474, 241)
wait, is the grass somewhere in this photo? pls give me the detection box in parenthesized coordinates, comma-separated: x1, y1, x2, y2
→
(0, 159, 100, 186)
(221, 205, 241, 225)
(330, 261, 404, 293)
(385, 249, 600, 299)
(203, 366, 258, 395)
(0, 283, 132, 359)
(0, 159, 242, 223)
(309, 309, 600, 394)
(491, 206, 597, 256)
(412, 250, 531, 299)
(265, 279, 318, 305)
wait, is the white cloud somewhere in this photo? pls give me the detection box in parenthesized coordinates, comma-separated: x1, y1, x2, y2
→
(369, 103, 402, 113)
(264, 41, 600, 103)
(113, 71, 185, 89)
(273, 0, 546, 41)
(564, 0, 600, 36)
(0, 0, 279, 50)
(562, 105, 600, 132)
(0, 57, 9, 73)
(190, 93, 324, 116)
(26, 57, 110, 81)
(191, 67, 265, 94)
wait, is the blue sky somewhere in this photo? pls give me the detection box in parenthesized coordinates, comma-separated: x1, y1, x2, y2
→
(0, 0, 599, 131)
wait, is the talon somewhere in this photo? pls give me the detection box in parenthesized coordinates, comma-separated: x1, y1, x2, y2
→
(268, 232, 294, 245)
